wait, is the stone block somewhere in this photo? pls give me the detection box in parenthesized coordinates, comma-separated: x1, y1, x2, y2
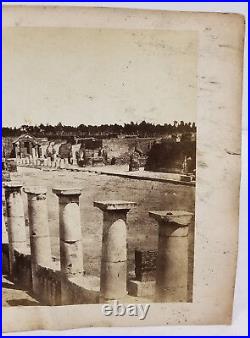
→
(135, 249, 157, 282)
(128, 279, 156, 297)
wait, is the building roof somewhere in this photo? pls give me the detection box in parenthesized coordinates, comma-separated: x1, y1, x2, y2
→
(12, 133, 48, 145)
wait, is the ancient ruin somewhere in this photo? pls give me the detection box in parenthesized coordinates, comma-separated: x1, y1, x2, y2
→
(2, 157, 195, 305)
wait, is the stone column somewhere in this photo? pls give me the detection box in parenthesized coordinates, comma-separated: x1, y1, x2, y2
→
(149, 210, 193, 302)
(4, 182, 27, 280)
(30, 156, 34, 166)
(59, 158, 65, 169)
(47, 157, 51, 167)
(32, 147, 36, 160)
(2, 205, 8, 244)
(64, 158, 69, 167)
(24, 186, 52, 294)
(43, 158, 48, 167)
(94, 201, 136, 302)
(28, 142, 33, 156)
(52, 188, 84, 278)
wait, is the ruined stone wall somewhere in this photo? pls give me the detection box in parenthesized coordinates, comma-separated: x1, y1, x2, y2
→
(102, 138, 154, 162)
(145, 140, 196, 173)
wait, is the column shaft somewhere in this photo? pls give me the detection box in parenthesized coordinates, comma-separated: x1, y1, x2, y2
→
(53, 188, 84, 278)
(24, 187, 52, 296)
(2, 205, 8, 243)
(4, 182, 27, 280)
(94, 200, 136, 302)
(149, 211, 193, 302)
(101, 211, 127, 300)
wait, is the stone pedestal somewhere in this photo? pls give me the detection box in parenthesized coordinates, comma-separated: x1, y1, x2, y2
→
(53, 188, 84, 278)
(4, 182, 27, 280)
(128, 249, 157, 297)
(135, 249, 157, 282)
(24, 186, 52, 294)
(149, 210, 193, 302)
(94, 201, 136, 302)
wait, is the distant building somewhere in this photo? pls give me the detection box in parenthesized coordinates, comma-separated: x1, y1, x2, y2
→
(12, 134, 48, 158)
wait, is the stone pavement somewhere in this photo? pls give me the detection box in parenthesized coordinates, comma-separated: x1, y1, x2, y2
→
(40, 164, 195, 186)
(2, 275, 39, 307)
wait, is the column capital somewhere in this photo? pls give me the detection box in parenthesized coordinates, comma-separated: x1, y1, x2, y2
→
(4, 181, 23, 190)
(94, 200, 136, 212)
(149, 210, 193, 226)
(24, 186, 47, 195)
(52, 187, 82, 197)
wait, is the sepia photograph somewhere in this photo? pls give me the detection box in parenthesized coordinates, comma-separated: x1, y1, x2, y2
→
(2, 22, 196, 308)
(2, 4, 245, 333)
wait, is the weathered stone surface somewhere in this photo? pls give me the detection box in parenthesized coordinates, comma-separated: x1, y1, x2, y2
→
(24, 186, 52, 295)
(128, 280, 156, 297)
(2, 207, 8, 244)
(100, 261, 127, 301)
(149, 210, 193, 227)
(53, 187, 82, 197)
(135, 249, 157, 282)
(60, 240, 84, 277)
(30, 236, 52, 268)
(149, 210, 193, 302)
(4, 182, 27, 280)
(53, 188, 84, 278)
(94, 200, 136, 211)
(59, 201, 82, 241)
(24, 187, 50, 237)
(102, 217, 127, 262)
(94, 200, 135, 301)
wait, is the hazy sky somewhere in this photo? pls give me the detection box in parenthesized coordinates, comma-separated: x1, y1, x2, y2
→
(3, 27, 197, 127)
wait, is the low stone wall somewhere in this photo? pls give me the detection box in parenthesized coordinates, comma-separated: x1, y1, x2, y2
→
(2, 243, 100, 306)
(61, 276, 99, 305)
(14, 250, 32, 291)
(35, 263, 62, 305)
(2, 245, 32, 290)
(2, 243, 9, 275)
